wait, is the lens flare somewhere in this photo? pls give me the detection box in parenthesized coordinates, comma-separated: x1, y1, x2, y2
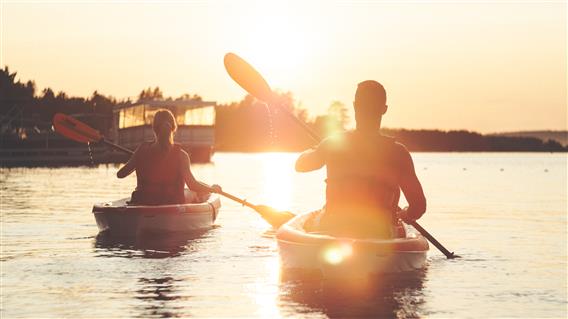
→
(324, 249, 343, 265)
(323, 243, 353, 265)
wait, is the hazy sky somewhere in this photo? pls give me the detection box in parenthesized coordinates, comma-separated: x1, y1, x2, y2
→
(2, 0, 566, 132)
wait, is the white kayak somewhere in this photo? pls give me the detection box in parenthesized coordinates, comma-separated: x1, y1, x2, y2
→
(92, 193, 221, 236)
(276, 210, 429, 276)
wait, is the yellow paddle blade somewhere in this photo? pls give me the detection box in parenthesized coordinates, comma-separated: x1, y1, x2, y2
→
(224, 53, 276, 103)
(254, 205, 296, 229)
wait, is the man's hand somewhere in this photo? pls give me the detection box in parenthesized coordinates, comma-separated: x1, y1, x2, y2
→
(396, 207, 416, 224)
(295, 144, 325, 172)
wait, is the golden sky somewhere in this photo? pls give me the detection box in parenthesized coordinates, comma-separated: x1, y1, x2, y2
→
(1, 0, 566, 133)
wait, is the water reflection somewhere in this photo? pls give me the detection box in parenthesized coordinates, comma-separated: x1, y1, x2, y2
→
(93, 229, 211, 259)
(279, 269, 427, 318)
(136, 277, 189, 318)
(94, 232, 211, 318)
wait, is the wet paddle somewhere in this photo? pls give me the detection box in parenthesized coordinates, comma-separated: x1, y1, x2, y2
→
(224, 53, 320, 144)
(52, 113, 134, 154)
(224, 52, 460, 258)
(52, 113, 295, 228)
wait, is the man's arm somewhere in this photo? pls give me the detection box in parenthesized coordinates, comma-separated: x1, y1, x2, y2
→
(397, 146, 426, 221)
(295, 142, 325, 172)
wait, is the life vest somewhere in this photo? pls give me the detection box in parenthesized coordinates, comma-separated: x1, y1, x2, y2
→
(131, 143, 185, 205)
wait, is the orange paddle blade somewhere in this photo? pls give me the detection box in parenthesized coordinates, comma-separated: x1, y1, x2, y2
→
(254, 205, 296, 229)
(224, 53, 276, 103)
(52, 113, 103, 144)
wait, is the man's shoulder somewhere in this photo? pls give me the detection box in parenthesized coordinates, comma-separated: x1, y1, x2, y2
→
(377, 135, 411, 159)
(391, 141, 412, 160)
(392, 140, 410, 152)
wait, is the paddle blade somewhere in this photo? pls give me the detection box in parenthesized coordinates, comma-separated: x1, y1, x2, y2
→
(254, 205, 296, 229)
(224, 52, 275, 103)
(52, 113, 103, 144)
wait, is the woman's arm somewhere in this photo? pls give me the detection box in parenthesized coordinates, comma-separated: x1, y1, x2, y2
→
(180, 150, 219, 193)
(117, 145, 141, 178)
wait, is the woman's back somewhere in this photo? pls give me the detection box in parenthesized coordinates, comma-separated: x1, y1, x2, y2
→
(131, 142, 185, 205)
(117, 108, 220, 205)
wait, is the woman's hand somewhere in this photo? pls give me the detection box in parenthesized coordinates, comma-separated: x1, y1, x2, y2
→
(210, 184, 222, 193)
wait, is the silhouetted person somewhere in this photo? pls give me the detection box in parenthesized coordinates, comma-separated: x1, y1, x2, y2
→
(117, 109, 221, 205)
(295, 81, 426, 238)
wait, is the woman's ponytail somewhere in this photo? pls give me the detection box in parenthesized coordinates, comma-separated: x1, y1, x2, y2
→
(152, 109, 177, 148)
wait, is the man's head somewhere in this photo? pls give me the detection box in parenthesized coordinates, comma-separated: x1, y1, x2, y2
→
(354, 80, 387, 129)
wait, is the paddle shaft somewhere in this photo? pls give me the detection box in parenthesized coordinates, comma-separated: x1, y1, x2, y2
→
(216, 190, 257, 210)
(278, 103, 321, 144)
(102, 139, 134, 155)
(409, 221, 456, 259)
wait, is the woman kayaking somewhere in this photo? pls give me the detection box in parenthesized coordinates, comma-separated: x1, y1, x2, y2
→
(116, 109, 221, 205)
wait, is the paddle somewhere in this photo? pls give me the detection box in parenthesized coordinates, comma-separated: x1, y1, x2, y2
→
(224, 53, 320, 144)
(224, 52, 459, 259)
(408, 221, 458, 259)
(52, 113, 134, 154)
(52, 113, 295, 228)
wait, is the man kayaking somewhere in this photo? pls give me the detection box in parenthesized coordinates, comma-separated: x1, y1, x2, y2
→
(117, 109, 221, 205)
(295, 80, 426, 238)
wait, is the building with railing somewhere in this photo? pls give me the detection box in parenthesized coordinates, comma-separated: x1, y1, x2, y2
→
(111, 99, 216, 162)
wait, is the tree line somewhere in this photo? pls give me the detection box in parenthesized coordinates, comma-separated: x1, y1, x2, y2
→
(1, 66, 565, 152)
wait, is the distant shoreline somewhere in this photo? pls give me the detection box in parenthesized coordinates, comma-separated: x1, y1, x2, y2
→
(1, 151, 566, 170)
(2, 66, 566, 166)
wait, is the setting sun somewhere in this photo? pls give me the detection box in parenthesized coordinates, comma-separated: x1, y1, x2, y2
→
(235, 2, 315, 88)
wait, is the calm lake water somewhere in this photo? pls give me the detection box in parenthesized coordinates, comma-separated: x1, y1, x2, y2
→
(1, 153, 566, 318)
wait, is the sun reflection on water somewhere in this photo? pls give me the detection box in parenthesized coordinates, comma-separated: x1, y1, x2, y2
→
(251, 257, 283, 318)
(260, 152, 295, 211)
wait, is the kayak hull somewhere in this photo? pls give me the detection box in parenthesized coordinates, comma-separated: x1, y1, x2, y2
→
(276, 210, 429, 276)
(92, 194, 221, 236)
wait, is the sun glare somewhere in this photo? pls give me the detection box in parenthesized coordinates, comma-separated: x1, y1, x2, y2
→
(260, 153, 294, 211)
(239, 3, 313, 87)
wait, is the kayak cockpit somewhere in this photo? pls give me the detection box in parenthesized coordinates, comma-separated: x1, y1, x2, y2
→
(276, 210, 429, 276)
(92, 193, 221, 237)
